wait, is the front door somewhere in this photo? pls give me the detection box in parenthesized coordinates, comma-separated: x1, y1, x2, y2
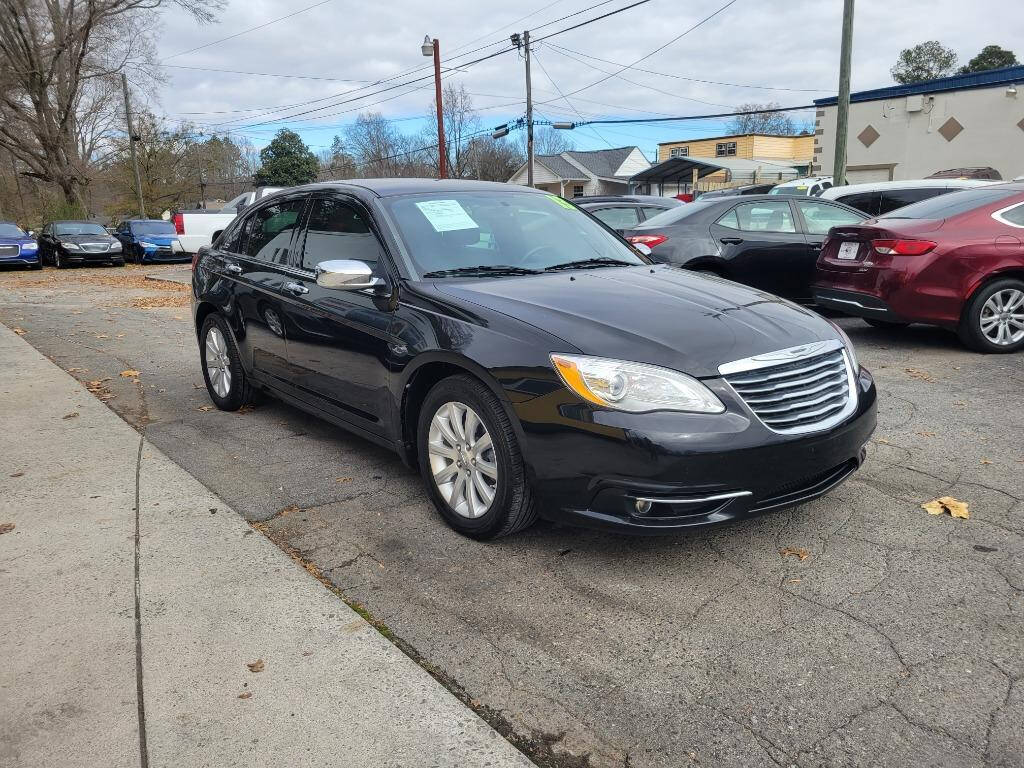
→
(278, 193, 396, 439)
(221, 194, 308, 385)
(710, 199, 807, 298)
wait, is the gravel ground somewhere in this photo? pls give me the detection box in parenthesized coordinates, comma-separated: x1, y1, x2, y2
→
(1, 263, 1021, 768)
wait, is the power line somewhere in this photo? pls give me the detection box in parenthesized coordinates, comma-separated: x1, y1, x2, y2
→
(163, 0, 336, 61)
(568, 102, 816, 127)
(532, 51, 615, 148)
(546, 42, 834, 92)
(532, 0, 653, 44)
(163, 64, 374, 83)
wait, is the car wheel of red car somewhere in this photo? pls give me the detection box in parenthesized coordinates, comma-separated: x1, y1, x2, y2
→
(959, 278, 1024, 353)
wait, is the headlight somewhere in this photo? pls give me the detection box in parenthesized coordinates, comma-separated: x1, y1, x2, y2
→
(550, 353, 725, 414)
(828, 320, 859, 372)
(62, 242, 80, 250)
(21, 241, 37, 251)
(109, 241, 122, 251)
(139, 241, 156, 249)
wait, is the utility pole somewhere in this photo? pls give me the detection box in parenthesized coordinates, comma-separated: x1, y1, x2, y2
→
(832, 0, 854, 187)
(422, 36, 448, 179)
(524, 30, 534, 187)
(120, 73, 147, 218)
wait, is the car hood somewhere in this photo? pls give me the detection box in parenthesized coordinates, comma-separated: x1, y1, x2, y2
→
(58, 233, 117, 244)
(0, 236, 33, 245)
(432, 265, 842, 379)
(136, 233, 179, 244)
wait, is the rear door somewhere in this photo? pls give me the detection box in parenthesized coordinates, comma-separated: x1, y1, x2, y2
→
(709, 199, 806, 298)
(220, 194, 308, 384)
(278, 193, 397, 439)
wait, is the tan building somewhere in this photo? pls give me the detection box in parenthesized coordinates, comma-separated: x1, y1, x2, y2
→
(654, 134, 813, 189)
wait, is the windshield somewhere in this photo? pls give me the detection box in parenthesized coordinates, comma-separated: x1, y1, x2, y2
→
(131, 221, 176, 235)
(769, 185, 811, 196)
(879, 187, 1020, 219)
(382, 191, 646, 277)
(636, 201, 717, 228)
(54, 222, 108, 236)
(0, 223, 26, 237)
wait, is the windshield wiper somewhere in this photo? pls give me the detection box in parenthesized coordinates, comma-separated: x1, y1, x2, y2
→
(542, 257, 635, 272)
(422, 265, 541, 278)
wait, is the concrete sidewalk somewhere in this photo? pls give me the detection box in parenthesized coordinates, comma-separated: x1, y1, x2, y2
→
(0, 324, 533, 768)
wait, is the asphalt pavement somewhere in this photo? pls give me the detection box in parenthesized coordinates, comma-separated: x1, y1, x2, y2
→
(0, 264, 1021, 768)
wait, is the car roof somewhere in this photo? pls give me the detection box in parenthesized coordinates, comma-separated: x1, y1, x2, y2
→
(773, 176, 832, 187)
(51, 220, 100, 224)
(293, 178, 538, 198)
(575, 195, 681, 205)
(820, 178, 999, 199)
(125, 218, 171, 223)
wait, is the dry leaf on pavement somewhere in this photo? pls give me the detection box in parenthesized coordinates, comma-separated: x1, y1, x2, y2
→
(12, 327, 26, 335)
(922, 496, 970, 519)
(237, 691, 252, 699)
(119, 369, 140, 378)
(63, 412, 79, 420)
(197, 404, 214, 412)
(0, 523, 15, 535)
(246, 659, 265, 673)
(278, 505, 300, 517)
(336, 477, 352, 483)
(905, 367, 933, 381)
(780, 547, 810, 561)
(9, 472, 24, 478)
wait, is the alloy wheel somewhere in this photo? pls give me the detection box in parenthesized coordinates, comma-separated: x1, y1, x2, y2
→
(980, 288, 1024, 346)
(204, 326, 232, 397)
(427, 401, 498, 519)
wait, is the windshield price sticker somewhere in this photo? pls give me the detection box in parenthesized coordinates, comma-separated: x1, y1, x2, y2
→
(547, 195, 576, 210)
(415, 200, 479, 232)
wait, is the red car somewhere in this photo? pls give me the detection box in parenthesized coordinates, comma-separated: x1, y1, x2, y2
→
(814, 183, 1024, 352)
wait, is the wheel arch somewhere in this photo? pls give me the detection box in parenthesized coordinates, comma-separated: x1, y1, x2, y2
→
(962, 268, 1024, 318)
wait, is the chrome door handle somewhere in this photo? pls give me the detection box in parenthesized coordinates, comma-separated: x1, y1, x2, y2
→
(224, 263, 242, 275)
(284, 281, 309, 295)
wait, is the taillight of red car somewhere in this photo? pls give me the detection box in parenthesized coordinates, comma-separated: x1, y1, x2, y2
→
(870, 239, 937, 256)
(627, 234, 668, 248)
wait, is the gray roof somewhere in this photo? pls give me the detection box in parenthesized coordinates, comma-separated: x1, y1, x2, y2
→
(534, 147, 637, 180)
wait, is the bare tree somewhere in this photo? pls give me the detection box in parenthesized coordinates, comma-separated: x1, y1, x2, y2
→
(422, 83, 481, 178)
(727, 103, 796, 135)
(525, 125, 575, 157)
(462, 136, 524, 181)
(346, 112, 430, 177)
(0, 0, 220, 210)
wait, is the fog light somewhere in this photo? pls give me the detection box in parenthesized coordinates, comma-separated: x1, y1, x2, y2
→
(635, 499, 652, 514)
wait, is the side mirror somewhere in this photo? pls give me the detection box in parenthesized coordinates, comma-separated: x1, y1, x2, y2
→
(633, 242, 652, 257)
(316, 259, 387, 292)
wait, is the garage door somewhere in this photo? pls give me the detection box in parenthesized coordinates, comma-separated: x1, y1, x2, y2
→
(846, 167, 893, 184)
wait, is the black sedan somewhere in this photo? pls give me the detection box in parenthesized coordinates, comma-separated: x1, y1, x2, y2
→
(39, 221, 125, 267)
(623, 195, 866, 301)
(192, 180, 876, 539)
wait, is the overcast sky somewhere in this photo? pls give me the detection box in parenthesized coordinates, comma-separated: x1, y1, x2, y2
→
(149, 0, 1023, 159)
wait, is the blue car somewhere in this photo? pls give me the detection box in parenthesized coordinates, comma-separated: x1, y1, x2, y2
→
(113, 219, 188, 264)
(0, 221, 41, 269)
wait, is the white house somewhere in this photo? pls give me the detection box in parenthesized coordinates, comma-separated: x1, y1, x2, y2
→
(508, 147, 650, 196)
(812, 65, 1024, 183)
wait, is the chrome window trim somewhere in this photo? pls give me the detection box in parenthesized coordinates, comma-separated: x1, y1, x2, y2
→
(991, 202, 1024, 229)
(719, 340, 858, 436)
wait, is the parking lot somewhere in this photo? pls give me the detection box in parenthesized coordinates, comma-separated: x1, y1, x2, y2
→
(1, 263, 1021, 768)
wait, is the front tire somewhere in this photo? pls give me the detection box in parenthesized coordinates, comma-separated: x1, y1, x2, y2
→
(958, 278, 1024, 353)
(199, 314, 255, 410)
(417, 375, 537, 539)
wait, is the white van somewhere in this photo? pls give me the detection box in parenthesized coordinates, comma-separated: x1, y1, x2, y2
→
(768, 176, 834, 197)
(819, 178, 996, 217)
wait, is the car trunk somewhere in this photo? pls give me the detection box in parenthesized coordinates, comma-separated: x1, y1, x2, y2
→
(819, 220, 944, 271)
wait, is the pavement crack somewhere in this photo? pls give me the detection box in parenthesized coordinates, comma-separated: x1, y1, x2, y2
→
(132, 435, 150, 768)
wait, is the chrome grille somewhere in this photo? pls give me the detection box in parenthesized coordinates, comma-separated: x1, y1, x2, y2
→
(0, 245, 18, 257)
(720, 341, 856, 435)
(81, 242, 110, 253)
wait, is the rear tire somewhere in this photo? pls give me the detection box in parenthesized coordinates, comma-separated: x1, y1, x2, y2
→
(199, 314, 255, 410)
(417, 375, 537, 539)
(958, 278, 1024, 353)
(864, 318, 909, 329)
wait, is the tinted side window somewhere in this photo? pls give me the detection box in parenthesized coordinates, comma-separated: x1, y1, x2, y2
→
(590, 206, 640, 229)
(300, 197, 383, 271)
(880, 187, 1019, 220)
(640, 206, 669, 220)
(877, 187, 947, 215)
(243, 198, 305, 264)
(835, 191, 880, 216)
(219, 218, 247, 253)
(796, 200, 864, 235)
(997, 203, 1024, 227)
(718, 201, 796, 233)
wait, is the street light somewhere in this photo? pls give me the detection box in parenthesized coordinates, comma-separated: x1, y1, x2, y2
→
(422, 35, 447, 179)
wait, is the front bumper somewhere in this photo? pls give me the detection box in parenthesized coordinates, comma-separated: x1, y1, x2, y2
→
(518, 368, 877, 534)
(0, 252, 39, 265)
(63, 249, 123, 263)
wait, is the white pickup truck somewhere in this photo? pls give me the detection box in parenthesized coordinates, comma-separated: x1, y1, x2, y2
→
(172, 187, 283, 253)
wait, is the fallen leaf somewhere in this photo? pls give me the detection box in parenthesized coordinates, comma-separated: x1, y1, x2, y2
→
(94, 333, 109, 339)
(980, 459, 992, 465)
(922, 496, 970, 520)
(63, 412, 79, 420)
(277, 505, 300, 517)
(67, 367, 89, 373)
(780, 547, 810, 561)
(9, 471, 24, 478)
(12, 327, 26, 335)
(785, 578, 802, 584)
(905, 367, 933, 381)
(197, 405, 214, 412)
(237, 691, 252, 699)
(336, 477, 352, 483)
(246, 659, 265, 673)
(237, 404, 257, 414)
(0, 522, 15, 535)
(119, 369, 140, 378)
(916, 430, 935, 438)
